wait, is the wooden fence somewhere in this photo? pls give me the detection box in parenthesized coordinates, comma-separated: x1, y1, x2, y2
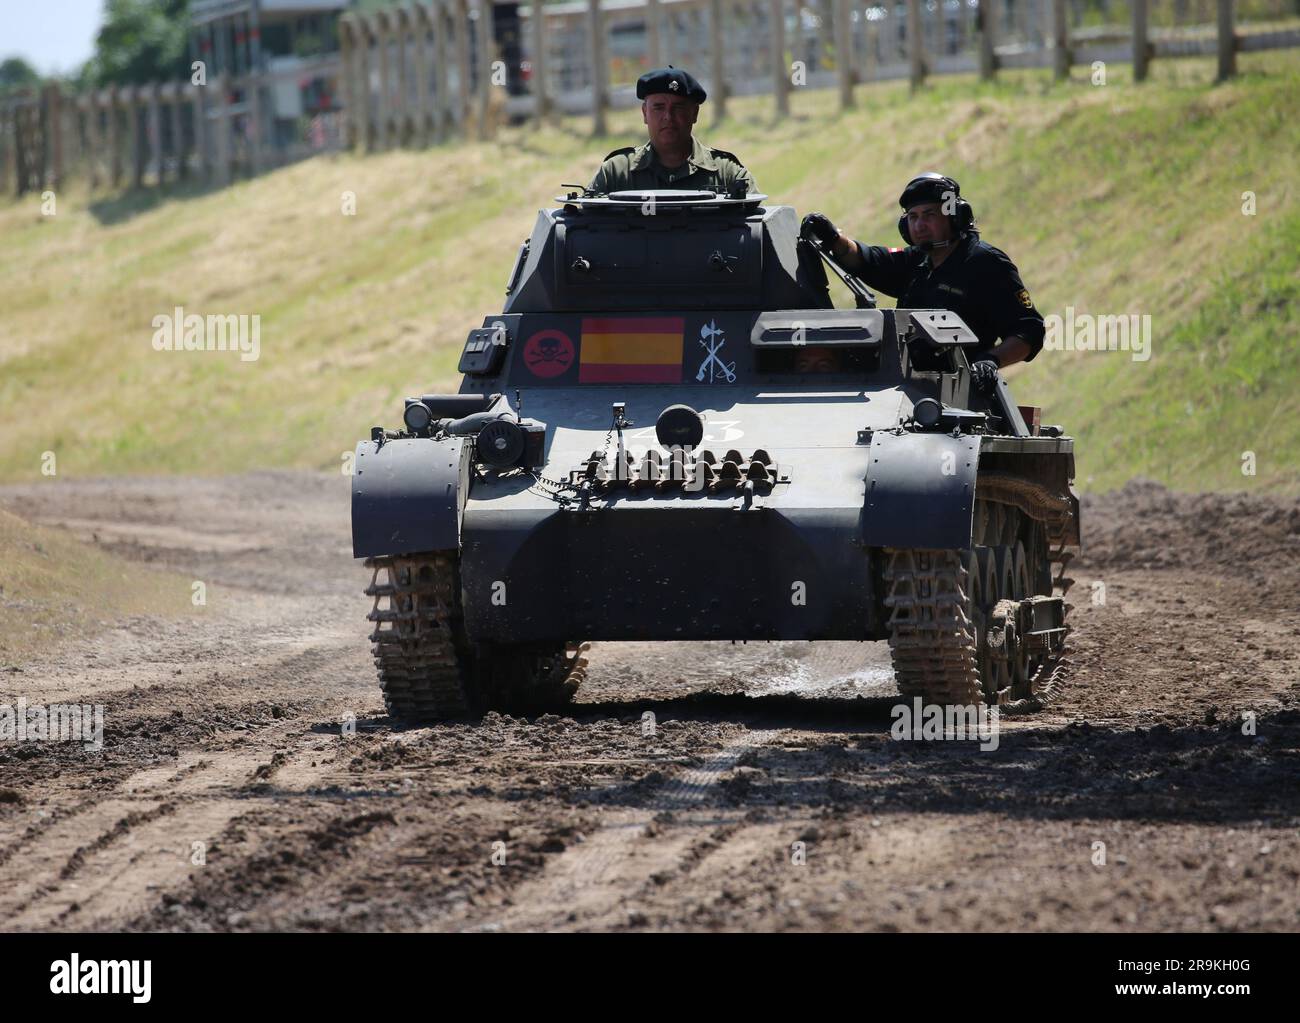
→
(339, 0, 1300, 146)
(3, 0, 1298, 196)
(0, 60, 347, 198)
(338, 0, 496, 150)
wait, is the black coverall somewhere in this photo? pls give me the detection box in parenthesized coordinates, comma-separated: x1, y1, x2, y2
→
(855, 233, 1046, 362)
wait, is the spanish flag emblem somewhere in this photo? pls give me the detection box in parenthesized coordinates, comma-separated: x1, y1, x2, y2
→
(578, 317, 684, 383)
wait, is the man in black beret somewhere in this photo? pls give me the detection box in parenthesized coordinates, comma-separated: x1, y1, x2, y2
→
(589, 66, 757, 196)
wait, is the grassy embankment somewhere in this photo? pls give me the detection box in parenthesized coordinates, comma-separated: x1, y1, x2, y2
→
(1, 48, 1297, 493)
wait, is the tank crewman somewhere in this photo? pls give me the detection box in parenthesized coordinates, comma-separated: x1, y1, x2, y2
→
(800, 174, 1044, 388)
(589, 66, 757, 196)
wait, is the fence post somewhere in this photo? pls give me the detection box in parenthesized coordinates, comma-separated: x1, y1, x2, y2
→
(339, 16, 355, 149)
(359, 14, 377, 151)
(477, 0, 497, 139)
(374, 10, 392, 148)
(126, 87, 146, 189)
(191, 82, 208, 181)
(396, 7, 411, 146)
(0, 106, 10, 197)
(14, 100, 32, 197)
(423, 3, 437, 142)
(455, 0, 473, 134)
(1, 106, 12, 197)
(242, 72, 259, 174)
(1216, 0, 1237, 81)
(770, 0, 787, 119)
(395, 7, 413, 145)
(214, 73, 231, 186)
(433, 1, 450, 142)
(408, 6, 429, 146)
(705, 0, 725, 123)
(80, 95, 96, 190)
(978, 0, 996, 81)
(1052, 0, 1070, 80)
(530, 0, 549, 127)
(45, 83, 64, 191)
(106, 86, 121, 188)
(69, 94, 82, 185)
(588, 0, 607, 135)
(646, 0, 662, 69)
(167, 84, 183, 181)
(388, 8, 403, 147)
(251, 74, 265, 173)
(907, 0, 925, 91)
(1132, 0, 1150, 82)
(147, 82, 163, 184)
(835, 0, 855, 110)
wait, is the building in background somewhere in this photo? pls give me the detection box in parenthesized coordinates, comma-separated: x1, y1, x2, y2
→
(189, 0, 350, 161)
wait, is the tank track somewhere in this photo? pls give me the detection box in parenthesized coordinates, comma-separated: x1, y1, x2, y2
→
(365, 553, 589, 721)
(883, 549, 983, 706)
(366, 553, 476, 720)
(883, 484, 1077, 711)
(987, 476, 1076, 715)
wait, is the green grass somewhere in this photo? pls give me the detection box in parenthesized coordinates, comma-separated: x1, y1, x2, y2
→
(0, 49, 1296, 492)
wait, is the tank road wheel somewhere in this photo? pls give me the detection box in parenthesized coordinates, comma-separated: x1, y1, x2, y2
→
(975, 547, 1009, 705)
(366, 553, 588, 721)
(973, 482, 1078, 710)
(1024, 523, 1054, 685)
(1000, 542, 1033, 694)
(1028, 521, 1053, 598)
(883, 548, 983, 707)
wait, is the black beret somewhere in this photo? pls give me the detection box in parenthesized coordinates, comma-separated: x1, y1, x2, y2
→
(636, 66, 706, 104)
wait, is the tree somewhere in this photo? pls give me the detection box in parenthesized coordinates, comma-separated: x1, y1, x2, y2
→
(85, 0, 192, 87)
(0, 56, 42, 96)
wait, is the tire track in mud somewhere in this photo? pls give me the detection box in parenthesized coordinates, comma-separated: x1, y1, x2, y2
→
(478, 729, 782, 931)
(0, 716, 345, 931)
(4, 474, 1300, 932)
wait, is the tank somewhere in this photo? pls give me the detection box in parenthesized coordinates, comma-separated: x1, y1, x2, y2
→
(350, 189, 1081, 720)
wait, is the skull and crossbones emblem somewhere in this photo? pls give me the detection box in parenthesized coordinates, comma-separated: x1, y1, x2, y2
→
(523, 329, 574, 378)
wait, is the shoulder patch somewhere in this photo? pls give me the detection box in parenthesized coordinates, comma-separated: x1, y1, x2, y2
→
(602, 146, 637, 161)
(1017, 289, 1033, 309)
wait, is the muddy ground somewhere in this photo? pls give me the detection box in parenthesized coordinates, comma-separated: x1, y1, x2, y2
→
(0, 473, 1297, 932)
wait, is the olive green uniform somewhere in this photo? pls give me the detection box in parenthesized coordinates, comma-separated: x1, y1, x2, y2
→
(589, 136, 757, 195)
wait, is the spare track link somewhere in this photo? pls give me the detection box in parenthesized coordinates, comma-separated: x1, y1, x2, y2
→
(883, 548, 983, 706)
(365, 553, 474, 720)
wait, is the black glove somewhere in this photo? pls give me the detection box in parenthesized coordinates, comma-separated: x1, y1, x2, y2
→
(970, 358, 1001, 394)
(801, 212, 839, 248)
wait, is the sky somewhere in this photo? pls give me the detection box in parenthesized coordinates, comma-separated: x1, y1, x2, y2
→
(1, 0, 106, 76)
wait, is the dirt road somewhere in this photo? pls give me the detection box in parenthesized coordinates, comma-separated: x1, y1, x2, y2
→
(1, 473, 1297, 932)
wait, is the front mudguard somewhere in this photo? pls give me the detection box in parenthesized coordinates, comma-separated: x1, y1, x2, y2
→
(351, 437, 471, 558)
(861, 431, 980, 550)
